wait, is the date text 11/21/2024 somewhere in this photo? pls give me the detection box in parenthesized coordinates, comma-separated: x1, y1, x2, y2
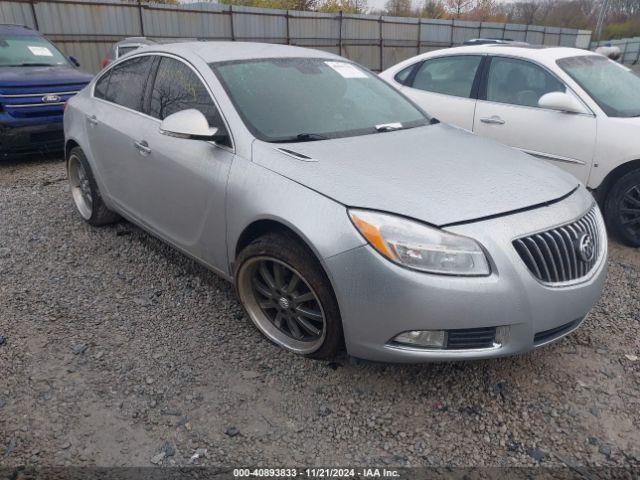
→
(233, 468, 401, 477)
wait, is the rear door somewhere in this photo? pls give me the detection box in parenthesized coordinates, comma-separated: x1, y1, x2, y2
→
(85, 55, 155, 206)
(398, 55, 484, 131)
(473, 56, 596, 183)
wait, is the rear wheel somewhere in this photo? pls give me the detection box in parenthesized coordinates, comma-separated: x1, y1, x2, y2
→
(67, 147, 120, 226)
(235, 233, 343, 359)
(605, 169, 640, 247)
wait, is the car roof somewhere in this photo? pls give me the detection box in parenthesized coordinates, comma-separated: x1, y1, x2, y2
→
(432, 44, 597, 62)
(139, 41, 344, 64)
(0, 24, 39, 36)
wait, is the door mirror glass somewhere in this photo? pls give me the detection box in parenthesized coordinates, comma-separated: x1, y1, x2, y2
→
(538, 92, 587, 114)
(160, 109, 220, 139)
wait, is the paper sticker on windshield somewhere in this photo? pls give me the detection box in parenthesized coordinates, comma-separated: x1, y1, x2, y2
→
(325, 61, 368, 79)
(28, 46, 53, 57)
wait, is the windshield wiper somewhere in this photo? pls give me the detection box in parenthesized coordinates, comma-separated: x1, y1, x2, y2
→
(272, 133, 329, 143)
(375, 123, 403, 132)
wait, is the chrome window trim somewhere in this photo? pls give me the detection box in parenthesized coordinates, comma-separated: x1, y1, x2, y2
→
(91, 51, 235, 153)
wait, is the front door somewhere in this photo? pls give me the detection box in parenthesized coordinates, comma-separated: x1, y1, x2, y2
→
(126, 56, 234, 268)
(473, 56, 596, 184)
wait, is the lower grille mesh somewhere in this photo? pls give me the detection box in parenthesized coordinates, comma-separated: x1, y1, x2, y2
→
(446, 327, 497, 350)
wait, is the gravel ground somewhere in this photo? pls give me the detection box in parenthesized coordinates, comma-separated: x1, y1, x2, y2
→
(1, 155, 639, 470)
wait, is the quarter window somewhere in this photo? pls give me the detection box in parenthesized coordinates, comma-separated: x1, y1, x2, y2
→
(410, 56, 482, 98)
(101, 55, 153, 112)
(149, 57, 226, 136)
(394, 64, 415, 85)
(94, 70, 110, 100)
(486, 57, 566, 108)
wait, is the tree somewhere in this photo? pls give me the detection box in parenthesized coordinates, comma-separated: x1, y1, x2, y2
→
(318, 0, 368, 13)
(444, 0, 473, 17)
(384, 0, 413, 16)
(420, 0, 447, 17)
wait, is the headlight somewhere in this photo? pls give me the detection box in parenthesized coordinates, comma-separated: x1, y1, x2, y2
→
(349, 209, 490, 276)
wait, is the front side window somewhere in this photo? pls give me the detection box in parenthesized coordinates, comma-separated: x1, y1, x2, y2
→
(102, 55, 153, 112)
(558, 55, 640, 118)
(411, 56, 482, 98)
(149, 57, 226, 134)
(486, 57, 565, 108)
(0, 33, 69, 67)
(211, 58, 428, 142)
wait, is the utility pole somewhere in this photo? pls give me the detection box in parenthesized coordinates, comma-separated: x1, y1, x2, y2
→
(594, 0, 610, 44)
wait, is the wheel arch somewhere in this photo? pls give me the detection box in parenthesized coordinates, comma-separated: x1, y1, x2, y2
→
(64, 138, 80, 160)
(594, 158, 640, 207)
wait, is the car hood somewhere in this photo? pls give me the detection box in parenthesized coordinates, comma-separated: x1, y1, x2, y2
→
(252, 124, 579, 226)
(0, 65, 93, 87)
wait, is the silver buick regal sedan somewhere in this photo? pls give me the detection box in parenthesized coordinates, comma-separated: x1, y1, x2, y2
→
(64, 42, 607, 362)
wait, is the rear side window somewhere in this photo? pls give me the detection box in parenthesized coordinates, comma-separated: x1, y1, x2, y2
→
(410, 55, 482, 98)
(102, 55, 153, 112)
(149, 57, 225, 132)
(486, 57, 566, 108)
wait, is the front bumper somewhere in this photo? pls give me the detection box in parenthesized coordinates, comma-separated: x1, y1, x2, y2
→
(324, 188, 607, 362)
(0, 120, 64, 157)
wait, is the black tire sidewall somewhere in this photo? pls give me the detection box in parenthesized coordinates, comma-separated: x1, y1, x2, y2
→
(234, 232, 343, 360)
(605, 169, 640, 248)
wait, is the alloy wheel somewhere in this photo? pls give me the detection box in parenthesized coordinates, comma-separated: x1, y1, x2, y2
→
(620, 184, 640, 242)
(68, 154, 93, 220)
(237, 256, 326, 354)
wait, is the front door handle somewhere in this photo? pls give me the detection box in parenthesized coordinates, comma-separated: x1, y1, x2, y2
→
(134, 140, 151, 156)
(480, 115, 505, 125)
(87, 115, 99, 126)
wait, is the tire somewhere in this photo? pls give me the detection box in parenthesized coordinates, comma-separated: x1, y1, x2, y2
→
(67, 147, 120, 226)
(604, 169, 640, 248)
(235, 232, 343, 360)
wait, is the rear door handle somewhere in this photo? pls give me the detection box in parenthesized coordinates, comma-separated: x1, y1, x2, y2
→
(480, 115, 505, 125)
(87, 115, 99, 126)
(134, 140, 151, 156)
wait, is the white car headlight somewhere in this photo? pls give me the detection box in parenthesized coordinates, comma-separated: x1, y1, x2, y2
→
(349, 209, 490, 276)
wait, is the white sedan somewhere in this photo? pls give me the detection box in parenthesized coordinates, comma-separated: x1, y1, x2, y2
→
(381, 45, 640, 247)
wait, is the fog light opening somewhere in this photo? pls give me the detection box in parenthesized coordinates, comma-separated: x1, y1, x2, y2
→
(392, 330, 446, 349)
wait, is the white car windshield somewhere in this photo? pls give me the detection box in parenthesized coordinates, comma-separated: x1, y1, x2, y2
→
(557, 55, 640, 118)
(210, 57, 429, 142)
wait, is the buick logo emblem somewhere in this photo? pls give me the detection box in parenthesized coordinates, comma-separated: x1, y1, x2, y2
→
(576, 233, 595, 262)
(42, 94, 60, 103)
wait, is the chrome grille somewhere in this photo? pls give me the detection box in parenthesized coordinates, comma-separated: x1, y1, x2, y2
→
(513, 206, 603, 284)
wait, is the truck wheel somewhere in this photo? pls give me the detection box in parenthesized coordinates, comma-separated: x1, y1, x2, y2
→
(235, 232, 343, 359)
(605, 169, 640, 247)
(67, 147, 120, 226)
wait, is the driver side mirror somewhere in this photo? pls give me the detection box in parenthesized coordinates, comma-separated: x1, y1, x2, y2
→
(538, 92, 588, 114)
(160, 109, 226, 142)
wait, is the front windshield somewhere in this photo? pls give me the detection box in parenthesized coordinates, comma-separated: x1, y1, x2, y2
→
(210, 58, 429, 142)
(0, 34, 69, 67)
(557, 55, 640, 118)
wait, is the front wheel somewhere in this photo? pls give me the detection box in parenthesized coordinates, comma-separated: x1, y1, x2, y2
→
(235, 233, 343, 359)
(605, 169, 640, 247)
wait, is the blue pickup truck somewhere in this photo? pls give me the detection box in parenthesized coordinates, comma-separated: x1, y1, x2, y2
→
(0, 24, 93, 157)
